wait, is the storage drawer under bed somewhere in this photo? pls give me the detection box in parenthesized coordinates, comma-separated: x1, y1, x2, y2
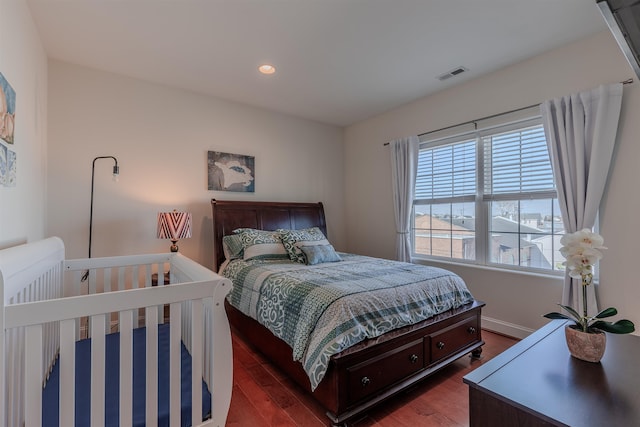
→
(346, 339, 424, 403)
(428, 315, 479, 363)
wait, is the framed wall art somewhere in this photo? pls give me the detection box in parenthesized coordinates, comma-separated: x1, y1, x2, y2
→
(0, 72, 16, 187)
(207, 151, 255, 192)
(0, 144, 15, 187)
(0, 72, 16, 145)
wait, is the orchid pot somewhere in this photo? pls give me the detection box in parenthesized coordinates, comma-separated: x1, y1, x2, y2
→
(564, 324, 606, 362)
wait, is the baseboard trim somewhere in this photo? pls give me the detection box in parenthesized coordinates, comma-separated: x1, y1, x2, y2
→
(481, 316, 534, 340)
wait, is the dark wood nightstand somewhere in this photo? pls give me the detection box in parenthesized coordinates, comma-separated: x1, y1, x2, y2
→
(464, 319, 640, 426)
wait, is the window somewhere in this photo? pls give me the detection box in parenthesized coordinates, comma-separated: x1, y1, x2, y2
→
(413, 117, 565, 273)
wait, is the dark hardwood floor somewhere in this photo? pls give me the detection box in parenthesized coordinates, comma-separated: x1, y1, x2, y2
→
(226, 329, 519, 427)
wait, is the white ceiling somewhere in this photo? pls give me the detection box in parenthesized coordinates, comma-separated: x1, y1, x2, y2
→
(26, 0, 608, 127)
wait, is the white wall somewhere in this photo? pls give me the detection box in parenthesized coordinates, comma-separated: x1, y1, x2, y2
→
(0, 0, 48, 248)
(27, 21, 640, 337)
(344, 31, 640, 337)
(47, 61, 345, 270)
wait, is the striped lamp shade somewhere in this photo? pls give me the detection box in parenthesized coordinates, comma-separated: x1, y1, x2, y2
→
(157, 210, 192, 252)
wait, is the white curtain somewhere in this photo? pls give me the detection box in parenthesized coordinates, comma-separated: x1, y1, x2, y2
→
(540, 83, 623, 314)
(389, 136, 419, 262)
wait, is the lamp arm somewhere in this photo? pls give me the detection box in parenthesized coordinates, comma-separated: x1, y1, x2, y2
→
(83, 156, 119, 282)
(88, 156, 119, 259)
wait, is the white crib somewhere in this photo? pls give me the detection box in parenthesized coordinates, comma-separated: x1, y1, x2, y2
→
(0, 237, 233, 427)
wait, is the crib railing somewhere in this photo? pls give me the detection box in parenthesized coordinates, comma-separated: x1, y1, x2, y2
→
(1, 237, 65, 427)
(63, 252, 229, 395)
(0, 238, 232, 427)
(64, 253, 175, 338)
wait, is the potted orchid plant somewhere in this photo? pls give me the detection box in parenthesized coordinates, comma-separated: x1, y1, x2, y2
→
(544, 229, 634, 362)
(544, 229, 634, 333)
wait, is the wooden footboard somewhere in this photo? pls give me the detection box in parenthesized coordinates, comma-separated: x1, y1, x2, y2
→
(227, 299, 485, 426)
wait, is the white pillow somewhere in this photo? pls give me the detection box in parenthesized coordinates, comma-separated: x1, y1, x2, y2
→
(233, 228, 288, 261)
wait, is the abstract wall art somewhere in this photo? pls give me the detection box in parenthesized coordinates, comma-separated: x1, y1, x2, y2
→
(207, 151, 255, 192)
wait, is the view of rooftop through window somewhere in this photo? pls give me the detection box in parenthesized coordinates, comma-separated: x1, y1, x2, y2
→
(413, 122, 566, 272)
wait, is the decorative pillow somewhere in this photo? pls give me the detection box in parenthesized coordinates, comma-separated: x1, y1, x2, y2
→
(278, 227, 331, 263)
(300, 244, 341, 265)
(222, 234, 244, 260)
(233, 228, 288, 261)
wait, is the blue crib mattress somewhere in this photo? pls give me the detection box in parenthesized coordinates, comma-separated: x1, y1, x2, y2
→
(42, 323, 212, 427)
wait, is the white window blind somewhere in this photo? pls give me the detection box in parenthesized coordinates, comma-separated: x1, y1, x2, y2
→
(415, 138, 476, 204)
(483, 124, 556, 201)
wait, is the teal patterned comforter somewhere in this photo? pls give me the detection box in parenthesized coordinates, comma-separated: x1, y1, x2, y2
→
(222, 253, 474, 391)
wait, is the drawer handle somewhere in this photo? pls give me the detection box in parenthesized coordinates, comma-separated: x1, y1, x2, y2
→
(410, 354, 419, 363)
(361, 376, 371, 387)
(437, 341, 445, 350)
(467, 326, 477, 334)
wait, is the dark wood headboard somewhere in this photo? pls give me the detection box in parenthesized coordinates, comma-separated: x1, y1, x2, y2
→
(211, 199, 327, 271)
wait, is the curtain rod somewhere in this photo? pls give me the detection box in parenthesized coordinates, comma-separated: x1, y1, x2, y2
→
(383, 78, 634, 146)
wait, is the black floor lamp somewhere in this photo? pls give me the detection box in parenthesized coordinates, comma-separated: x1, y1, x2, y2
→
(82, 156, 119, 282)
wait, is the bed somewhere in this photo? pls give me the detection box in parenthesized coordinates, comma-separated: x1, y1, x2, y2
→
(211, 199, 485, 426)
(0, 236, 233, 427)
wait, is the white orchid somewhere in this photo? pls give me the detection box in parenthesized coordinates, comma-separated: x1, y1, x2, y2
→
(559, 229, 606, 280)
(559, 228, 606, 249)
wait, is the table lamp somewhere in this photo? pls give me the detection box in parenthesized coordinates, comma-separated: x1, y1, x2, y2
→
(157, 210, 192, 252)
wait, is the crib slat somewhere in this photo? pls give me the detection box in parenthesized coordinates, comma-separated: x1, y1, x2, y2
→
(72, 269, 82, 297)
(146, 264, 153, 287)
(91, 314, 106, 427)
(60, 319, 75, 427)
(89, 269, 97, 296)
(169, 302, 182, 427)
(203, 301, 212, 389)
(73, 270, 82, 339)
(43, 275, 51, 377)
(132, 265, 139, 289)
(3, 327, 9, 427)
(25, 325, 43, 427)
(7, 327, 20, 427)
(118, 266, 126, 291)
(104, 269, 112, 333)
(149, 263, 165, 325)
(104, 267, 112, 294)
(191, 300, 203, 425)
(155, 263, 163, 285)
(182, 300, 192, 353)
(119, 310, 134, 427)
(1, 318, 4, 427)
(146, 306, 159, 427)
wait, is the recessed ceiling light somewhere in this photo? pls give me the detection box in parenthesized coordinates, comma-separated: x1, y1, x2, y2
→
(258, 64, 276, 75)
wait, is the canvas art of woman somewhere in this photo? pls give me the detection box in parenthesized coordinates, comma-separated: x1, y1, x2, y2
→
(0, 75, 16, 145)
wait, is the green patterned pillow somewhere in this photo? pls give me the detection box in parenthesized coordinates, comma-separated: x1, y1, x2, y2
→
(278, 227, 330, 263)
(222, 234, 244, 260)
(299, 244, 341, 265)
(233, 228, 288, 261)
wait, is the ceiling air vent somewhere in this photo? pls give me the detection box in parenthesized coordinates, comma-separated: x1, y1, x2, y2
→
(437, 66, 468, 81)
